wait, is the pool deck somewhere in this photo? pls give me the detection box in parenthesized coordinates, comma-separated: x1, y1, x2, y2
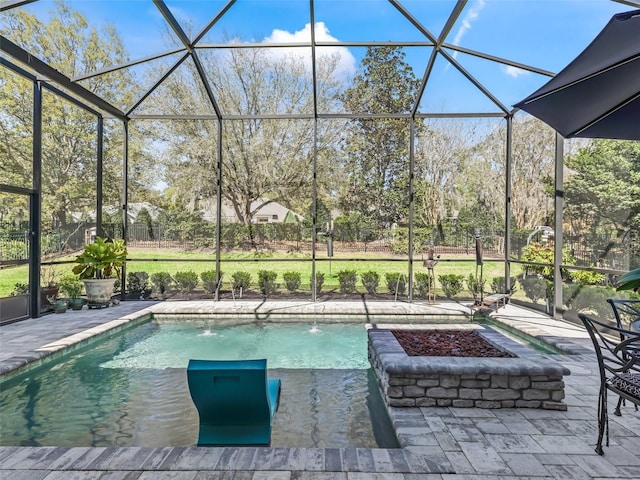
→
(1, 299, 639, 479)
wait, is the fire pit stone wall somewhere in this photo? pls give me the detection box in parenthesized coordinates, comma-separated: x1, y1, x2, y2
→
(368, 327, 570, 411)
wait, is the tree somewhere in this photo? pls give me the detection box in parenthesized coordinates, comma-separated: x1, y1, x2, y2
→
(413, 119, 476, 239)
(470, 117, 556, 230)
(565, 139, 640, 236)
(564, 139, 640, 268)
(339, 46, 420, 228)
(150, 45, 345, 232)
(0, 1, 155, 232)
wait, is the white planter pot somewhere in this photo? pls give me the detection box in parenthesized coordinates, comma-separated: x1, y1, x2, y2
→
(83, 278, 117, 305)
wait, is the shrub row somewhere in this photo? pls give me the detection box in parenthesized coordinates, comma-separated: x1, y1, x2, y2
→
(128, 270, 326, 297)
(128, 268, 520, 299)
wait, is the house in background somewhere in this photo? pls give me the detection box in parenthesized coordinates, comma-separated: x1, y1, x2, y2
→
(104, 202, 164, 223)
(201, 198, 303, 224)
(82, 202, 164, 244)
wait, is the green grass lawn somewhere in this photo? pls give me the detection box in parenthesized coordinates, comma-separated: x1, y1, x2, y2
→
(0, 248, 522, 299)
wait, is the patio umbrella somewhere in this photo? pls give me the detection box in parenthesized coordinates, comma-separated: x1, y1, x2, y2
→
(514, 9, 640, 140)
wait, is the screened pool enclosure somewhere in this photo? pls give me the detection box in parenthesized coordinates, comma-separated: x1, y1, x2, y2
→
(1, 0, 638, 322)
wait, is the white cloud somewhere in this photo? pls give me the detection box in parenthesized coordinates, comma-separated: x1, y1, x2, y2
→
(503, 65, 529, 78)
(449, 0, 486, 62)
(263, 22, 356, 79)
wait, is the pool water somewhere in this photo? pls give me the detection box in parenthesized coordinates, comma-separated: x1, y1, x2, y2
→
(478, 319, 564, 355)
(102, 321, 370, 370)
(0, 321, 398, 448)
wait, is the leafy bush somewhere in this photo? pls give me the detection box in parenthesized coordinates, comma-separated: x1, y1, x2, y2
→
(414, 272, 433, 298)
(283, 271, 302, 292)
(151, 272, 173, 296)
(490, 276, 517, 294)
(521, 242, 575, 281)
(337, 270, 358, 294)
(385, 272, 407, 296)
(174, 271, 199, 293)
(565, 284, 611, 317)
(257, 270, 278, 296)
(0, 240, 27, 261)
(59, 275, 83, 299)
(518, 275, 546, 304)
(571, 269, 605, 286)
(388, 227, 434, 255)
(438, 274, 465, 298)
(232, 271, 251, 292)
(11, 282, 29, 296)
(361, 271, 380, 294)
(200, 270, 219, 294)
(312, 272, 325, 294)
(466, 274, 486, 298)
(127, 271, 150, 297)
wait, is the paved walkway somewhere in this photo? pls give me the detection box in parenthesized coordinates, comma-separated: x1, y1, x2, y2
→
(1, 300, 639, 479)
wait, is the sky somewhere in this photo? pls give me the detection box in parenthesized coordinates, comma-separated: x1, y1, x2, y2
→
(3, 0, 635, 114)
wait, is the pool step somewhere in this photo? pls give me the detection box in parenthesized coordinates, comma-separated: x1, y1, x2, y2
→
(150, 300, 472, 324)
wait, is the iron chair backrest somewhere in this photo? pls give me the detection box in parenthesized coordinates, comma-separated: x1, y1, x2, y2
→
(579, 313, 639, 384)
(606, 298, 640, 332)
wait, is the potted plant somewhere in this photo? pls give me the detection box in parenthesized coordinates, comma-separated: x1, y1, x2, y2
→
(53, 298, 68, 313)
(72, 236, 127, 305)
(59, 275, 84, 310)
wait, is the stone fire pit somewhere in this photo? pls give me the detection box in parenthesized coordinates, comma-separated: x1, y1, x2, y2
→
(368, 325, 570, 411)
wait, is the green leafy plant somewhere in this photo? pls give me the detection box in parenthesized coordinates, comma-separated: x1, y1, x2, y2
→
(127, 271, 150, 297)
(490, 276, 517, 294)
(0, 240, 27, 261)
(414, 272, 433, 298)
(58, 275, 83, 299)
(616, 268, 640, 292)
(564, 284, 612, 317)
(11, 282, 29, 296)
(257, 270, 278, 296)
(385, 272, 407, 296)
(283, 271, 302, 293)
(439, 273, 465, 298)
(232, 271, 251, 292)
(518, 275, 547, 304)
(150, 271, 173, 297)
(72, 237, 127, 280)
(571, 268, 605, 286)
(521, 242, 574, 281)
(200, 270, 219, 295)
(174, 271, 199, 293)
(466, 274, 486, 301)
(312, 272, 325, 294)
(361, 271, 380, 294)
(337, 270, 358, 294)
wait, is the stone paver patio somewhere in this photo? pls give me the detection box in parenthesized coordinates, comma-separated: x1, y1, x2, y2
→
(1, 300, 639, 479)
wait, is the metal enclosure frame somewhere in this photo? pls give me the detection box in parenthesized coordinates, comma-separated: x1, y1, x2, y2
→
(2, 0, 635, 317)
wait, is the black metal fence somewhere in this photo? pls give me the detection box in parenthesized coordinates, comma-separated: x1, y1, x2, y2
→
(1, 221, 637, 270)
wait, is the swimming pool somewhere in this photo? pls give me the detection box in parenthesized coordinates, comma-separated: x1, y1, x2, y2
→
(0, 320, 398, 448)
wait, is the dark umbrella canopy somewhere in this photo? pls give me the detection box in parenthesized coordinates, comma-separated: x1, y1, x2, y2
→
(514, 9, 640, 140)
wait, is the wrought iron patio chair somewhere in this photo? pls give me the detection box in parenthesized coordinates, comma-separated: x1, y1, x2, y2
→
(578, 313, 640, 455)
(606, 298, 640, 415)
